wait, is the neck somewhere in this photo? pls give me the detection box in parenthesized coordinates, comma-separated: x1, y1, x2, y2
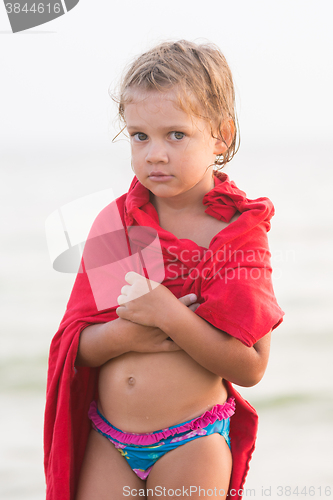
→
(151, 174, 215, 216)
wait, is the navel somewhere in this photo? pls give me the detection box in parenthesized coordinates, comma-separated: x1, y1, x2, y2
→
(127, 376, 135, 386)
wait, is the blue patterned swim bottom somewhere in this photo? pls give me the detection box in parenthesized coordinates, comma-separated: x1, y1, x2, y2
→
(88, 398, 235, 480)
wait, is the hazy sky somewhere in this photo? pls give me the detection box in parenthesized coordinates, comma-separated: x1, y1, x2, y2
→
(1, 0, 332, 150)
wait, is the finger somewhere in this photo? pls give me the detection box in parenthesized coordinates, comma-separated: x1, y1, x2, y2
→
(178, 293, 197, 307)
(117, 294, 128, 305)
(126, 271, 161, 291)
(188, 303, 200, 312)
(120, 285, 130, 295)
(115, 305, 126, 318)
(124, 271, 142, 285)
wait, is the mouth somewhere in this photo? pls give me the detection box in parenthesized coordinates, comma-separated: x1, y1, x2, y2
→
(149, 171, 173, 182)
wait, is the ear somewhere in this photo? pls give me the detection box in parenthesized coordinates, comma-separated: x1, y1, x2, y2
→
(213, 119, 235, 155)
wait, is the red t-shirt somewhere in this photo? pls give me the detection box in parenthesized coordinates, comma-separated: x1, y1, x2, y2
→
(44, 171, 284, 500)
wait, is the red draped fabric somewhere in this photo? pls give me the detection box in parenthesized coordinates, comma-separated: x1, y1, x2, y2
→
(44, 171, 284, 499)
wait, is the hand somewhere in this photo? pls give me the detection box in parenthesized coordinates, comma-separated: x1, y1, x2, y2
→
(115, 292, 199, 354)
(116, 271, 178, 328)
(116, 270, 200, 325)
(120, 320, 182, 353)
(186, 298, 200, 313)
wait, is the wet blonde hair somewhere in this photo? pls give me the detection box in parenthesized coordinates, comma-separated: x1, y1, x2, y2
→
(112, 39, 239, 168)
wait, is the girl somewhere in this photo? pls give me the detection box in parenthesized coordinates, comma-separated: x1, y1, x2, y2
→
(44, 40, 284, 500)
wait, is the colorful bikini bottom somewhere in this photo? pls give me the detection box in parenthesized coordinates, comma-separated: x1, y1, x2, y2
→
(88, 398, 235, 480)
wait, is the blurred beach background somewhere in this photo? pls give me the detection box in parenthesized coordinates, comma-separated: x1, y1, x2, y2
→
(1, 1, 332, 498)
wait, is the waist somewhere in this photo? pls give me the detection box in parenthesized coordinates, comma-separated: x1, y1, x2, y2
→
(98, 350, 228, 433)
(89, 398, 235, 446)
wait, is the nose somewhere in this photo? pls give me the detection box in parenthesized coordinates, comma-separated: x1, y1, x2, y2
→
(145, 141, 168, 164)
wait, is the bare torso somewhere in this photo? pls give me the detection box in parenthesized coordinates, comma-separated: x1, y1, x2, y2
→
(98, 209, 240, 433)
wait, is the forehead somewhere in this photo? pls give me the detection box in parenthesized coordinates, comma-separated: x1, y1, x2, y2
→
(123, 87, 215, 137)
(124, 88, 188, 120)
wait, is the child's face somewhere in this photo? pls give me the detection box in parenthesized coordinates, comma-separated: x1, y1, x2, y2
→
(124, 88, 226, 204)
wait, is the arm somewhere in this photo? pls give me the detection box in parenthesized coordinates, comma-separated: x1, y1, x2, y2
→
(75, 293, 198, 367)
(160, 304, 271, 387)
(116, 272, 271, 387)
(75, 319, 180, 368)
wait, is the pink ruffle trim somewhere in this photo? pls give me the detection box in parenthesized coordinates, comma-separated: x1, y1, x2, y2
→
(88, 398, 235, 446)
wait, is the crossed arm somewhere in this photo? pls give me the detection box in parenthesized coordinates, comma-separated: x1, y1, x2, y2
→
(76, 272, 271, 387)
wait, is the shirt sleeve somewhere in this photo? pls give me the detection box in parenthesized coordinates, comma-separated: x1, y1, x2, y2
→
(195, 225, 284, 347)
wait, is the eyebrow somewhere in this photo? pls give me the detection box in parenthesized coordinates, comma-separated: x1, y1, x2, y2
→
(126, 125, 192, 132)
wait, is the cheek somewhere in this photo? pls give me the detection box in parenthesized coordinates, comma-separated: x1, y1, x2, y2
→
(176, 161, 195, 182)
(130, 146, 143, 164)
(129, 154, 142, 175)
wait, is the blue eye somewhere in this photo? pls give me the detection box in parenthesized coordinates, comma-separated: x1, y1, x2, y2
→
(171, 131, 185, 140)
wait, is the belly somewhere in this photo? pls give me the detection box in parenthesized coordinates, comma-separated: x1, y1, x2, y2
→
(98, 350, 228, 433)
